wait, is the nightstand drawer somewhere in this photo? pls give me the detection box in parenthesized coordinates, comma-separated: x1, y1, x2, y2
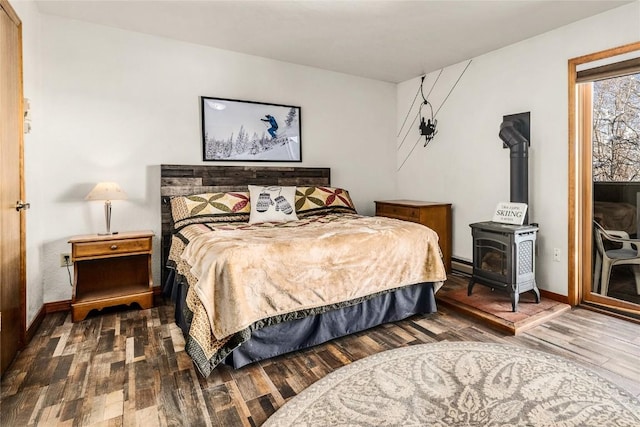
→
(375, 204, 419, 222)
(73, 237, 152, 259)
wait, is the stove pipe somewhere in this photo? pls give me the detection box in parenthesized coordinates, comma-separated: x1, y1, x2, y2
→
(499, 112, 530, 224)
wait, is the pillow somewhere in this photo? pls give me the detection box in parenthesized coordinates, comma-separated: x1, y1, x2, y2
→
(170, 191, 250, 230)
(248, 185, 298, 224)
(295, 186, 357, 217)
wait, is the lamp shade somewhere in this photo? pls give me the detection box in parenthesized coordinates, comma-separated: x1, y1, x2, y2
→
(85, 182, 127, 201)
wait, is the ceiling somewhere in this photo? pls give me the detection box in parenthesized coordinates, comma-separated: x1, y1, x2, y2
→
(35, 0, 633, 83)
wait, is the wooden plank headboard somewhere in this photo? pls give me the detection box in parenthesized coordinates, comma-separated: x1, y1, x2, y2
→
(160, 165, 331, 283)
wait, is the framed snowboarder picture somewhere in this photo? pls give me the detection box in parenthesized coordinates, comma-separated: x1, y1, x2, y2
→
(201, 96, 302, 162)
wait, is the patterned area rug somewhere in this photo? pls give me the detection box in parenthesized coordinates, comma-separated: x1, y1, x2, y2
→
(263, 342, 640, 427)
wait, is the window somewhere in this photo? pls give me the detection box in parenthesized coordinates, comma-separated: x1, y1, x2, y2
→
(592, 73, 640, 182)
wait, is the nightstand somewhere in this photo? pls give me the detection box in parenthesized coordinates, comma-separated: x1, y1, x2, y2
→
(69, 230, 154, 322)
(375, 200, 452, 273)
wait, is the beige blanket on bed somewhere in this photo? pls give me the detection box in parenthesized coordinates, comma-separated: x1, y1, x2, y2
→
(182, 215, 446, 340)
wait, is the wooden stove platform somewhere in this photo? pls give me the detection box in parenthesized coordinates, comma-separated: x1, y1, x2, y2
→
(437, 272, 571, 335)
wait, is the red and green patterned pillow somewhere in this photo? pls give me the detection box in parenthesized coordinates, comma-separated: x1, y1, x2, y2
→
(295, 186, 357, 217)
(170, 187, 357, 229)
(170, 192, 250, 229)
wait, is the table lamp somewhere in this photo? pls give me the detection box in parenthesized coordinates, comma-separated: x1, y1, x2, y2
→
(85, 182, 127, 235)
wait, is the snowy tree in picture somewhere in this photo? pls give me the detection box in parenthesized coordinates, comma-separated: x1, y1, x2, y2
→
(285, 108, 297, 127)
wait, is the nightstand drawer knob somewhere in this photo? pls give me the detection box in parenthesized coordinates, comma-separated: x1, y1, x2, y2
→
(110, 245, 118, 250)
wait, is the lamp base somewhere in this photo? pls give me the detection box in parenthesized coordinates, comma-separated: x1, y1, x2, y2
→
(98, 231, 119, 236)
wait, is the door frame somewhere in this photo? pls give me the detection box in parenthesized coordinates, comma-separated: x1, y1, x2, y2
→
(568, 41, 640, 314)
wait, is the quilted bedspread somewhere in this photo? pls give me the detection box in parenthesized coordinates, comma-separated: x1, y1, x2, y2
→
(169, 213, 446, 375)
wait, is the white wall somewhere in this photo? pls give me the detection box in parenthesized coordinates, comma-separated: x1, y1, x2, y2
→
(22, 13, 396, 319)
(396, 2, 640, 295)
(16, 0, 640, 324)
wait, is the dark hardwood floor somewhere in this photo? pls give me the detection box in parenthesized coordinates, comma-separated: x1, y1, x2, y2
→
(2, 278, 640, 426)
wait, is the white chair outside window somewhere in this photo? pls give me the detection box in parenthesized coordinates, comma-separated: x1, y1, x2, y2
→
(593, 221, 640, 296)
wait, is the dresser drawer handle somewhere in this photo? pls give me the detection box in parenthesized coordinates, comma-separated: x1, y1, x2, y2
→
(110, 245, 118, 250)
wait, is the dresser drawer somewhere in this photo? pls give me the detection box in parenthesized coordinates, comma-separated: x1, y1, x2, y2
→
(72, 237, 152, 259)
(376, 203, 420, 222)
(375, 200, 452, 272)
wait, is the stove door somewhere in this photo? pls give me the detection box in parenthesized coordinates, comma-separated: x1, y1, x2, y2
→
(472, 230, 512, 285)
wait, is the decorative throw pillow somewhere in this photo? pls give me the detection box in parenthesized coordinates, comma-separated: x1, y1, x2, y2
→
(295, 186, 357, 217)
(170, 191, 250, 230)
(248, 185, 299, 224)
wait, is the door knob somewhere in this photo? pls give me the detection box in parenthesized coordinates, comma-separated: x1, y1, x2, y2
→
(16, 200, 31, 211)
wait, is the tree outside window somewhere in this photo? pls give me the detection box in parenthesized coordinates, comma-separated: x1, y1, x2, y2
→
(592, 73, 640, 182)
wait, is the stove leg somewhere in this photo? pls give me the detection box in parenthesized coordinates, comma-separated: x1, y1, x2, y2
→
(532, 284, 541, 303)
(468, 278, 475, 296)
(511, 287, 519, 312)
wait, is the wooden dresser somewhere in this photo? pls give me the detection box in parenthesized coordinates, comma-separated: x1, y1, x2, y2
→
(375, 200, 452, 273)
(69, 230, 154, 322)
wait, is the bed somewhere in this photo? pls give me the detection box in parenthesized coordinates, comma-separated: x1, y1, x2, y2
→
(161, 165, 446, 377)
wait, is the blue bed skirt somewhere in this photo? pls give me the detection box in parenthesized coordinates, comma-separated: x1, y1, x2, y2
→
(164, 268, 438, 369)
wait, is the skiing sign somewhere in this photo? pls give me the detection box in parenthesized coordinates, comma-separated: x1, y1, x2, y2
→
(493, 202, 528, 225)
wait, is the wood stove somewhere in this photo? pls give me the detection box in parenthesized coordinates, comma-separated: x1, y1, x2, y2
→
(468, 221, 540, 312)
(467, 110, 541, 312)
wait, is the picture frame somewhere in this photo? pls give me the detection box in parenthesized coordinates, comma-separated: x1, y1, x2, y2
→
(201, 96, 302, 162)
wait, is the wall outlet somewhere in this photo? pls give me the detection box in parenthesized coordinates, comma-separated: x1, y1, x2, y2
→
(60, 253, 72, 267)
(553, 248, 561, 262)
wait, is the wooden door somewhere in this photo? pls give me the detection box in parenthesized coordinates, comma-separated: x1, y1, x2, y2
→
(0, 0, 25, 375)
